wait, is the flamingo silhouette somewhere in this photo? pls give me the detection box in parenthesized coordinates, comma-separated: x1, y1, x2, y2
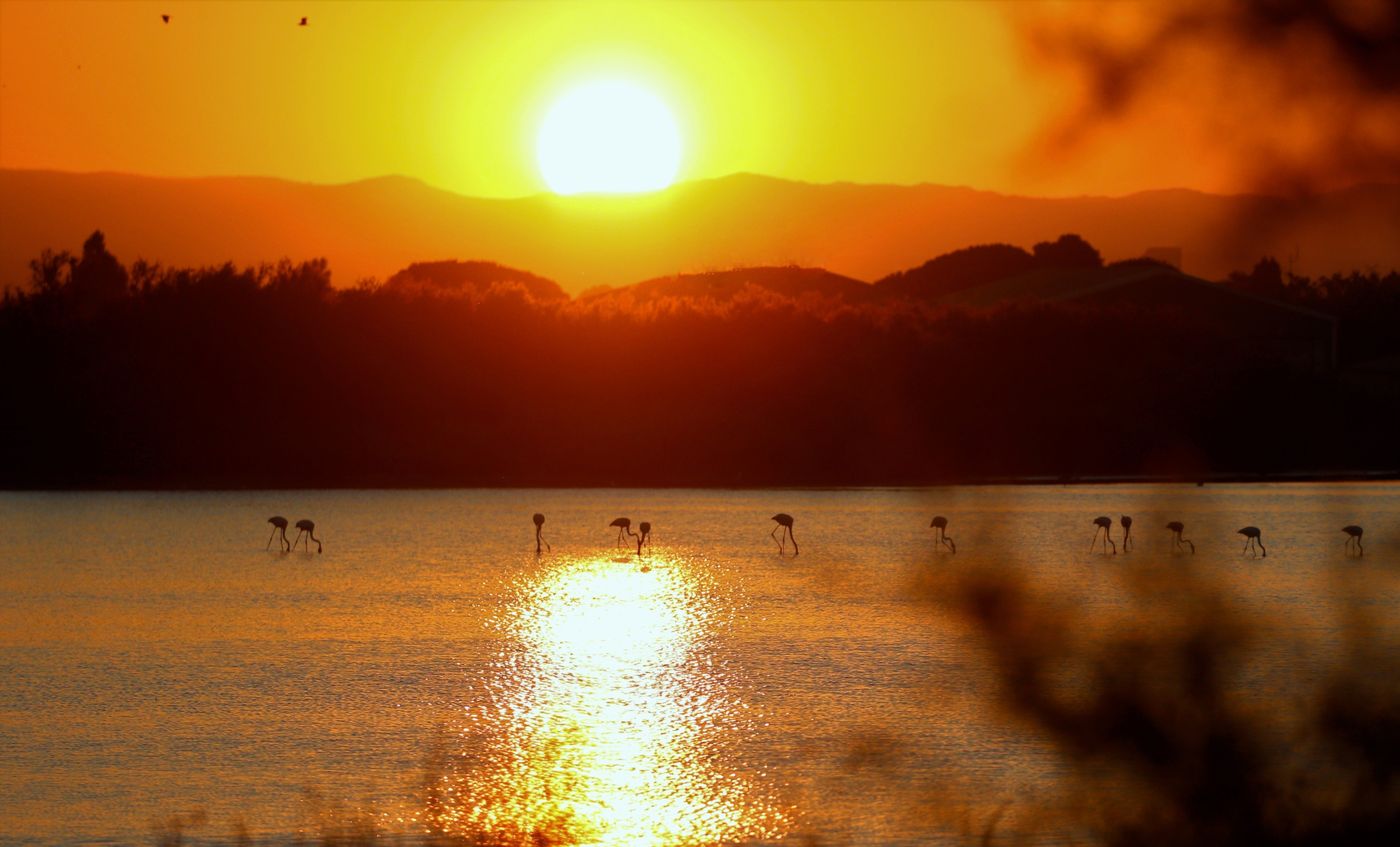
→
(609, 517, 633, 547)
(1342, 525, 1363, 556)
(293, 519, 322, 553)
(771, 513, 798, 555)
(1120, 515, 1134, 551)
(533, 513, 550, 554)
(1238, 526, 1265, 557)
(636, 521, 652, 555)
(930, 516, 956, 553)
(266, 516, 290, 551)
(299, 17, 308, 26)
(1166, 521, 1195, 554)
(1091, 516, 1117, 554)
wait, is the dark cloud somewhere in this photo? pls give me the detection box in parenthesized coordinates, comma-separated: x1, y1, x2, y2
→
(1017, 0, 1400, 193)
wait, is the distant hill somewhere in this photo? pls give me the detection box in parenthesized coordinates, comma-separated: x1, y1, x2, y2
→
(580, 266, 874, 304)
(875, 243, 1039, 300)
(384, 260, 567, 301)
(3, 169, 1398, 294)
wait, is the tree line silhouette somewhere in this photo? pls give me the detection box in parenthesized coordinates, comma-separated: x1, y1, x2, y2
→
(3, 231, 1398, 487)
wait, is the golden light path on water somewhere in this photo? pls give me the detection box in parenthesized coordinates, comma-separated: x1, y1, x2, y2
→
(431, 552, 790, 846)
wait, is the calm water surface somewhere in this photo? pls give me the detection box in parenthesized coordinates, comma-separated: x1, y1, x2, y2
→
(1, 485, 1397, 845)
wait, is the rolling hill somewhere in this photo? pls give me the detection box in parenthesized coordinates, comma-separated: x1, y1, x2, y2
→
(3, 168, 1397, 295)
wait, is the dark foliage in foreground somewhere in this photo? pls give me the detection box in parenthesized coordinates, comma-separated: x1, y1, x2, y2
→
(940, 562, 1400, 846)
(2, 232, 1399, 487)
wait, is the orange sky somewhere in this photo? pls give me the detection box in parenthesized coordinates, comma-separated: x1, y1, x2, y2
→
(1, 1, 1394, 198)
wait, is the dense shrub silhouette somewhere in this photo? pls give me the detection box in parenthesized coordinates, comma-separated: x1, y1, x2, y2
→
(1, 232, 1397, 487)
(875, 243, 1039, 299)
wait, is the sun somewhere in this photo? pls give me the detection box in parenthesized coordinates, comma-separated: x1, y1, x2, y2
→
(536, 80, 682, 195)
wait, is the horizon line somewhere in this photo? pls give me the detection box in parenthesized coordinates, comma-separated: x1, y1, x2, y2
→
(7, 164, 1391, 204)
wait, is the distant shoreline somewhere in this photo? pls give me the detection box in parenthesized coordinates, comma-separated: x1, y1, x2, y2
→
(5, 470, 1398, 493)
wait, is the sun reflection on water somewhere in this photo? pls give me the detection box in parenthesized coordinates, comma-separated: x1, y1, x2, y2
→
(436, 553, 789, 846)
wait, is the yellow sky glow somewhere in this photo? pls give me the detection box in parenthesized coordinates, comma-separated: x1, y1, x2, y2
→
(0, 0, 1308, 198)
(0, 0, 1061, 197)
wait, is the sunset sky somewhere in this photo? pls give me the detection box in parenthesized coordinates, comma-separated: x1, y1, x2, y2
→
(7, 0, 1393, 199)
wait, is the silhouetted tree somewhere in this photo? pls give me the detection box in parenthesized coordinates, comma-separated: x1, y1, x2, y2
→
(1032, 233, 1103, 270)
(68, 230, 128, 313)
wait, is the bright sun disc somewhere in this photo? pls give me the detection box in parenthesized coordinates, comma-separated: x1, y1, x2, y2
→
(536, 80, 682, 195)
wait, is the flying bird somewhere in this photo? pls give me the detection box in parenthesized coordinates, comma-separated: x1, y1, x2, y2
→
(771, 513, 798, 555)
(1091, 516, 1117, 554)
(293, 519, 322, 553)
(930, 515, 955, 554)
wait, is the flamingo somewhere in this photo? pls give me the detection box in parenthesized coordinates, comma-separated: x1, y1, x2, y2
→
(1120, 515, 1134, 551)
(609, 517, 633, 547)
(1238, 526, 1265, 558)
(1166, 521, 1195, 554)
(771, 513, 798, 555)
(533, 513, 550, 554)
(293, 519, 322, 553)
(1091, 516, 1117, 554)
(266, 516, 290, 551)
(636, 521, 652, 555)
(930, 516, 956, 554)
(1342, 525, 1363, 556)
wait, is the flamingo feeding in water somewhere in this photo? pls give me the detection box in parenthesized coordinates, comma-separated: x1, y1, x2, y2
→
(1238, 526, 1265, 558)
(292, 519, 322, 553)
(771, 513, 798, 555)
(930, 516, 956, 554)
(533, 513, 550, 554)
(1120, 515, 1134, 551)
(636, 521, 652, 555)
(1342, 525, 1363, 556)
(1166, 521, 1195, 554)
(609, 517, 633, 547)
(1091, 516, 1117, 554)
(266, 516, 290, 551)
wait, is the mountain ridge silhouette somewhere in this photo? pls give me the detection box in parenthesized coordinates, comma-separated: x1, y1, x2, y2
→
(4, 168, 1397, 294)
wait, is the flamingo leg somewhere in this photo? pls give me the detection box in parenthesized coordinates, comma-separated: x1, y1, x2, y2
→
(1184, 539, 1194, 554)
(267, 527, 277, 550)
(945, 536, 956, 554)
(772, 525, 783, 552)
(281, 528, 289, 551)
(1090, 527, 1100, 553)
(1258, 538, 1266, 558)
(788, 527, 798, 555)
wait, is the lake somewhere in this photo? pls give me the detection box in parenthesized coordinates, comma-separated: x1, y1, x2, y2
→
(1, 484, 1397, 845)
